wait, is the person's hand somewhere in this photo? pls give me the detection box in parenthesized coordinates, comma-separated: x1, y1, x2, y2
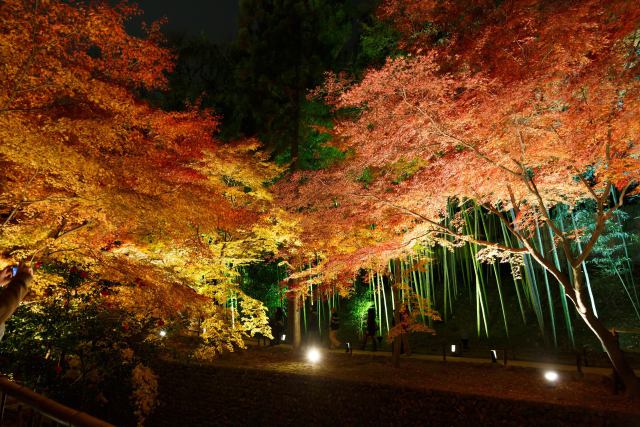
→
(0, 266, 12, 287)
(12, 263, 34, 288)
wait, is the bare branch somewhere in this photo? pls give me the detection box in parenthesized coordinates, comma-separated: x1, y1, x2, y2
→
(29, 220, 92, 263)
(1, 169, 40, 228)
(507, 185, 520, 217)
(351, 192, 527, 254)
(518, 130, 526, 164)
(526, 178, 566, 238)
(573, 181, 631, 266)
(573, 167, 600, 201)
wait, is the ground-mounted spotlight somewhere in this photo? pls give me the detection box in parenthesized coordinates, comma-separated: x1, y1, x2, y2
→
(159, 330, 167, 338)
(307, 347, 321, 363)
(544, 370, 559, 385)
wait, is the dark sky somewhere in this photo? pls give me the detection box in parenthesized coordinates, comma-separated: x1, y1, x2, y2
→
(133, 0, 239, 43)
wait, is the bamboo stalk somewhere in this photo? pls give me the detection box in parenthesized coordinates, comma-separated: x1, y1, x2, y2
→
(413, 255, 427, 324)
(509, 210, 545, 336)
(479, 207, 510, 336)
(377, 272, 384, 334)
(611, 188, 638, 306)
(536, 225, 557, 346)
(381, 273, 390, 334)
(547, 216, 575, 348)
(570, 211, 598, 317)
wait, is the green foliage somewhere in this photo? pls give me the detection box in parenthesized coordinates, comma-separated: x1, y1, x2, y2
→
(239, 263, 285, 314)
(357, 166, 375, 188)
(387, 157, 424, 184)
(234, 0, 378, 157)
(359, 19, 402, 66)
(152, 1, 383, 158)
(571, 204, 638, 277)
(1, 267, 160, 425)
(344, 282, 373, 334)
(409, 22, 449, 45)
(274, 100, 346, 170)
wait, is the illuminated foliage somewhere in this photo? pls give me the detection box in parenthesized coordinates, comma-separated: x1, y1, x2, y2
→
(277, 0, 640, 394)
(0, 0, 294, 354)
(2, 267, 161, 425)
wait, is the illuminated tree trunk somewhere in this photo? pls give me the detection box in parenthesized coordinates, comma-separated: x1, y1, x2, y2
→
(527, 235, 640, 396)
(289, 291, 302, 349)
(567, 266, 639, 397)
(498, 176, 639, 396)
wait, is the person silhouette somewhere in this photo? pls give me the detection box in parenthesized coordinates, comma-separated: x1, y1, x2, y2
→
(361, 307, 378, 351)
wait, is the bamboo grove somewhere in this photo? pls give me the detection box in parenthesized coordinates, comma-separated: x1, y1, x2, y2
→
(267, 194, 638, 348)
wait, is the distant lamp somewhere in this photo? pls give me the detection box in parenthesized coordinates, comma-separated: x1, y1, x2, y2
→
(159, 330, 167, 338)
(451, 344, 456, 353)
(490, 350, 498, 363)
(544, 370, 559, 383)
(307, 347, 321, 363)
(281, 334, 286, 341)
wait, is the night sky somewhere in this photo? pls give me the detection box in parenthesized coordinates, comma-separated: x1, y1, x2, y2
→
(132, 0, 239, 43)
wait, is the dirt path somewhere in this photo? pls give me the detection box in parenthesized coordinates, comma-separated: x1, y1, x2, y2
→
(148, 346, 639, 426)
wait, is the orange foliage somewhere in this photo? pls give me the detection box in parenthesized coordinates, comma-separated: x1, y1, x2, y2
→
(0, 1, 292, 319)
(277, 0, 640, 284)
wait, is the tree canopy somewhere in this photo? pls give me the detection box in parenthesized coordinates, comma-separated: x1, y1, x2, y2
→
(2, 0, 640, 399)
(278, 0, 640, 280)
(0, 0, 297, 331)
(274, 0, 640, 393)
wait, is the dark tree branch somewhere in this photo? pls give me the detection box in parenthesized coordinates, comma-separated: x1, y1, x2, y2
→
(574, 181, 630, 267)
(351, 192, 527, 254)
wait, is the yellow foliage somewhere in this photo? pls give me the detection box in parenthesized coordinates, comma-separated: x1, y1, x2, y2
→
(195, 309, 247, 360)
(131, 363, 159, 427)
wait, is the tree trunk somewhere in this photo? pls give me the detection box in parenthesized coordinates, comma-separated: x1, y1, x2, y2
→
(290, 16, 302, 171)
(289, 291, 301, 349)
(526, 238, 639, 397)
(575, 296, 639, 396)
(562, 264, 639, 396)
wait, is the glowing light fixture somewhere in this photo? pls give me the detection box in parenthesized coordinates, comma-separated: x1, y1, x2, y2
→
(159, 330, 167, 337)
(451, 344, 456, 353)
(281, 334, 286, 341)
(307, 347, 321, 363)
(544, 371, 559, 382)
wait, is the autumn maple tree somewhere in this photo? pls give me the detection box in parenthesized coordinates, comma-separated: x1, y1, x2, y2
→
(4, 0, 640, 404)
(0, 0, 297, 355)
(277, 0, 640, 394)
